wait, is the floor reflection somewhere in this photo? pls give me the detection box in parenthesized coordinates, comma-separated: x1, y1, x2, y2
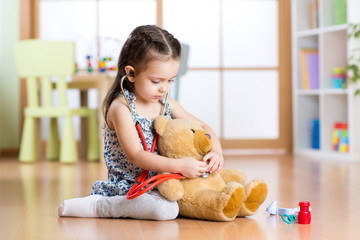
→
(58, 217, 180, 240)
(2, 155, 360, 239)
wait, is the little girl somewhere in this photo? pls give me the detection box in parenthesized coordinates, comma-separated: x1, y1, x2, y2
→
(58, 25, 224, 220)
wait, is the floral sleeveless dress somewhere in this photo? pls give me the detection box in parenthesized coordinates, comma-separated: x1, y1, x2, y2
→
(90, 89, 172, 197)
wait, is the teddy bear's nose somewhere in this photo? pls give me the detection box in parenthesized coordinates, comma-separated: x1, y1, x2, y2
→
(205, 133, 211, 139)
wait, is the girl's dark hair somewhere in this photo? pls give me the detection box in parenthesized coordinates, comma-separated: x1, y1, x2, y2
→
(103, 25, 182, 120)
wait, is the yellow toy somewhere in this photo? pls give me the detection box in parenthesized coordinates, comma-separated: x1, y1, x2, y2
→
(154, 116, 268, 221)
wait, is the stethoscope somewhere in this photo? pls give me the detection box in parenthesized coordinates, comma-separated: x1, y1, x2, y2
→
(119, 75, 183, 199)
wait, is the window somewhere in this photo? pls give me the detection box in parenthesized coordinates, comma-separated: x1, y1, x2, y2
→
(32, 0, 291, 149)
(39, 0, 156, 69)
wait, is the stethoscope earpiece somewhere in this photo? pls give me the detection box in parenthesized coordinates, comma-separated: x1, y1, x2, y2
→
(120, 74, 169, 117)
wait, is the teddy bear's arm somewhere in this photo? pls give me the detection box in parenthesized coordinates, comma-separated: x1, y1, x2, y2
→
(157, 178, 184, 202)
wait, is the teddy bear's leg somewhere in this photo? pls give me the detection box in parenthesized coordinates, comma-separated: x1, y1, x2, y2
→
(237, 178, 268, 217)
(179, 182, 244, 221)
(219, 169, 247, 185)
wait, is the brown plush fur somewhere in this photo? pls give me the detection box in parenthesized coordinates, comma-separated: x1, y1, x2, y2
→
(154, 117, 268, 221)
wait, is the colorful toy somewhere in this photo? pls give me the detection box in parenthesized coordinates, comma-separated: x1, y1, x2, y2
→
(106, 57, 118, 71)
(278, 207, 299, 216)
(332, 67, 347, 88)
(98, 57, 115, 72)
(86, 55, 93, 73)
(298, 201, 311, 224)
(74, 62, 78, 73)
(282, 213, 298, 224)
(154, 116, 268, 221)
(267, 200, 312, 224)
(332, 121, 348, 152)
(98, 58, 107, 72)
(276, 205, 312, 217)
(266, 200, 277, 215)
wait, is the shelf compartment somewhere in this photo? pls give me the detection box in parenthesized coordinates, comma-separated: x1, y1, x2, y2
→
(321, 29, 347, 89)
(296, 95, 320, 149)
(322, 0, 347, 27)
(295, 0, 319, 32)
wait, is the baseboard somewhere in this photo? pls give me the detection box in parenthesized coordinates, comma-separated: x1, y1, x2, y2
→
(0, 148, 19, 157)
(223, 148, 287, 156)
(1, 146, 287, 158)
(0, 141, 83, 159)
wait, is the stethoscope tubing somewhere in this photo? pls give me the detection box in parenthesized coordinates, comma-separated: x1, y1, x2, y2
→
(119, 75, 183, 199)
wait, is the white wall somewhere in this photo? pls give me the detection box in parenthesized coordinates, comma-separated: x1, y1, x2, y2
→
(0, 0, 3, 151)
(0, 0, 20, 149)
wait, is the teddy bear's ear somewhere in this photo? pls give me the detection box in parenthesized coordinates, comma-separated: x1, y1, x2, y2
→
(154, 116, 170, 136)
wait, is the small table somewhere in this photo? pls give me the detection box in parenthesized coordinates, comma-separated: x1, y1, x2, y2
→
(69, 71, 116, 160)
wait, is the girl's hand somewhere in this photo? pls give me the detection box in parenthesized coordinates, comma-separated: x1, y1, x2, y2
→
(176, 157, 208, 179)
(202, 151, 224, 173)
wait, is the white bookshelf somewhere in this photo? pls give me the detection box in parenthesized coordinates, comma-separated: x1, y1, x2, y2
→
(292, 0, 360, 161)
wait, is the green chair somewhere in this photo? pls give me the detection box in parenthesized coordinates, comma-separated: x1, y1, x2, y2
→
(14, 40, 99, 163)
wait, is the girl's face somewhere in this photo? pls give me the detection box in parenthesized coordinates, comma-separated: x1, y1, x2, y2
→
(132, 58, 180, 103)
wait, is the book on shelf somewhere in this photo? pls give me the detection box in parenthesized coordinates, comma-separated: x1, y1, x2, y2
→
(334, 0, 347, 25)
(312, 118, 320, 149)
(300, 49, 319, 90)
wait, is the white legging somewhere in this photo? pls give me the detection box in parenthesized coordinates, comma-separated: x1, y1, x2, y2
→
(97, 191, 179, 220)
(58, 190, 179, 221)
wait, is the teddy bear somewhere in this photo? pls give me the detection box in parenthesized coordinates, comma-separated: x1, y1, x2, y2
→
(153, 116, 268, 221)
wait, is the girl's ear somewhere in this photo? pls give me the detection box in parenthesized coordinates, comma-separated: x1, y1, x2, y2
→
(124, 65, 136, 81)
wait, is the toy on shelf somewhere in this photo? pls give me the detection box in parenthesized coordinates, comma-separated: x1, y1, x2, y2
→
(332, 121, 349, 153)
(86, 55, 93, 73)
(332, 67, 347, 89)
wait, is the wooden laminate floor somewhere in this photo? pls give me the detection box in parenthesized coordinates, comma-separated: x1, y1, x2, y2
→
(1, 154, 360, 240)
